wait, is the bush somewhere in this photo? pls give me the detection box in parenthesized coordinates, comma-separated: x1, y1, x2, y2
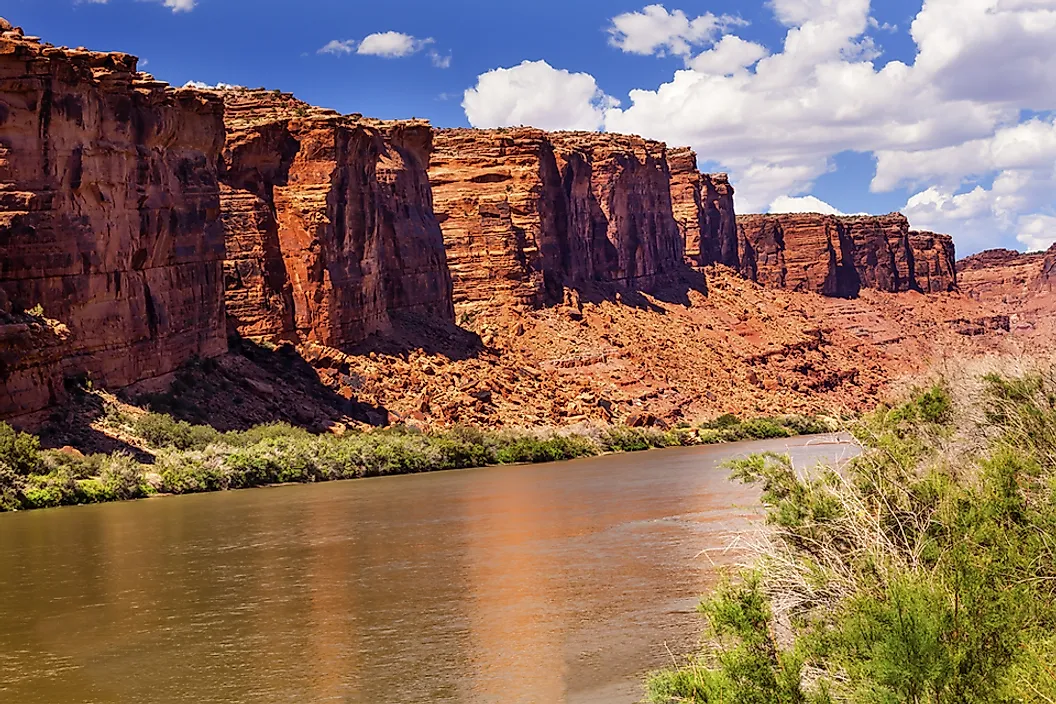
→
(651, 373, 1056, 703)
(0, 422, 42, 475)
(494, 433, 597, 465)
(133, 413, 220, 451)
(740, 418, 794, 440)
(99, 453, 148, 500)
(0, 465, 22, 511)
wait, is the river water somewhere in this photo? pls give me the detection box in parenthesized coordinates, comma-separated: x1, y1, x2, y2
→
(0, 435, 856, 704)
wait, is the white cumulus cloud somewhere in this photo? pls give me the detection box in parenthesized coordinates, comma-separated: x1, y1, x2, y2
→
(607, 4, 746, 58)
(1017, 214, 1056, 252)
(79, 0, 195, 11)
(769, 195, 846, 215)
(463, 60, 618, 131)
(464, 0, 1056, 254)
(318, 32, 442, 61)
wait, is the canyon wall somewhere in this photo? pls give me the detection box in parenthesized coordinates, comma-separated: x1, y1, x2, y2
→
(219, 90, 453, 346)
(429, 128, 684, 308)
(909, 231, 957, 294)
(1038, 244, 1055, 293)
(0, 24, 227, 420)
(735, 213, 957, 296)
(668, 147, 738, 269)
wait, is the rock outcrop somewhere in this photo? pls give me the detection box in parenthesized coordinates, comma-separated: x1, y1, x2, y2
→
(219, 90, 453, 346)
(909, 231, 957, 294)
(0, 24, 227, 420)
(735, 213, 957, 297)
(957, 249, 1045, 303)
(429, 129, 685, 309)
(550, 131, 684, 291)
(428, 128, 564, 308)
(1037, 244, 1055, 293)
(735, 213, 858, 296)
(668, 148, 737, 268)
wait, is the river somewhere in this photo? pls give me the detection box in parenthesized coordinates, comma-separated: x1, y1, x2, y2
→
(0, 435, 857, 704)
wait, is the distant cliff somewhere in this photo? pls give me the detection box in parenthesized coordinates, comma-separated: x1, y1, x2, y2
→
(219, 90, 453, 346)
(429, 128, 685, 308)
(735, 213, 957, 296)
(668, 147, 738, 269)
(0, 22, 227, 419)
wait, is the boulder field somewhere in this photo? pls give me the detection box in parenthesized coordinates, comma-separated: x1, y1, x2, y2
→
(1, 19, 1049, 428)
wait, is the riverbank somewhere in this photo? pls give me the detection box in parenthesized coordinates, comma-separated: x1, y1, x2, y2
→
(0, 403, 840, 513)
(647, 364, 1056, 703)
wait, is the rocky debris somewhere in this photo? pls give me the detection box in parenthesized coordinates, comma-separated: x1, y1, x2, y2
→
(948, 315, 1011, 336)
(248, 267, 1040, 432)
(429, 128, 684, 310)
(217, 89, 454, 346)
(0, 21, 228, 420)
(736, 213, 957, 297)
(668, 148, 738, 269)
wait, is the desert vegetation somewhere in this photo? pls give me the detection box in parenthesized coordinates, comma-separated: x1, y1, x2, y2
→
(0, 408, 836, 513)
(648, 364, 1056, 703)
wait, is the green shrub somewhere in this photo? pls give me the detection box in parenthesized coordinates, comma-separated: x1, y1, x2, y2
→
(653, 374, 1056, 703)
(741, 418, 794, 440)
(133, 413, 220, 451)
(74, 478, 115, 504)
(0, 465, 23, 511)
(703, 413, 742, 430)
(0, 422, 42, 476)
(99, 453, 147, 500)
(494, 433, 597, 465)
(20, 470, 79, 509)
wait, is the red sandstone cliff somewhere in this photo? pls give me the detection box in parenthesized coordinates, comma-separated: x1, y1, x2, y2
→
(668, 147, 737, 269)
(219, 90, 453, 346)
(1037, 244, 1055, 293)
(429, 129, 684, 309)
(0, 21, 227, 420)
(735, 213, 957, 296)
(909, 231, 957, 294)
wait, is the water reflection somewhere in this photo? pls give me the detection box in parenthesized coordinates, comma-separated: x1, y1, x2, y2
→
(0, 435, 856, 704)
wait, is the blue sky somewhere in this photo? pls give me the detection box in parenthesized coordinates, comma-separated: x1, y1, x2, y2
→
(6, 0, 1056, 255)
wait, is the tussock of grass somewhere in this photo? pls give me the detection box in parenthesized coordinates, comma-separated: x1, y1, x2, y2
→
(0, 409, 836, 512)
(648, 364, 1056, 703)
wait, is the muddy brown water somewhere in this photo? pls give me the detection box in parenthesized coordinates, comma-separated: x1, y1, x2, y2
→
(0, 435, 857, 704)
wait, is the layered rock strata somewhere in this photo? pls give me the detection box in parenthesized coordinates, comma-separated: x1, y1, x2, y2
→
(429, 129, 685, 308)
(909, 231, 957, 294)
(0, 23, 227, 419)
(1038, 244, 1055, 293)
(735, 213, 957, 296)
(219, 90, 453, 346)
(668, 147, 737, 268)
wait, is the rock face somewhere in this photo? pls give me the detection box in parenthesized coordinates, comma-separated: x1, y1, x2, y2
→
(909, 231, 958, 294)
(668, 148, 737, 268)
(735, 213, 957, 297)
(735, 213, 858, 296)
(1038, 244, 1055, 293)
(550, 131, 684, 291)
(219, 90, 453, 346)
(957, 249, 1044, 302)
(0, 25, 227, 420)
(428, 128, 563, 308)
(429, 129, 684, 308)
(841, 215, 916, 293)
